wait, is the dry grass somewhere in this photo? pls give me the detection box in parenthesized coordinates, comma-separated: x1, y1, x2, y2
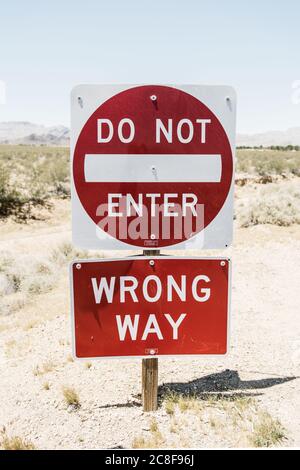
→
(163, 390, 254, 414)
(62, 386, 80, 408)
(164, 397, 176, 416)
(236, 149, 300, 176)
(0, 241, 88, 318)
(249, 412, 286, 447)
(42, 381, 50, 391)
(169, 418, 179, 434)
(50, 241, 88, 266)
(235, 180, 300, 227)
(33, 361, 56, 376)
(132, 419, 164, 449)
(66, 354, 74, 363)
(132, 392, 287, 448)
(1, 432, 35, 450)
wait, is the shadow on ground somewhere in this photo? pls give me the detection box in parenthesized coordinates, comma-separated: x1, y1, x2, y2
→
(159, 369, 297, 398)
(95, 400, 141, 410)
(94, 369, 297, 410)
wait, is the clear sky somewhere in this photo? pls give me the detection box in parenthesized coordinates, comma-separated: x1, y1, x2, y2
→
(0, 0, 299, 133)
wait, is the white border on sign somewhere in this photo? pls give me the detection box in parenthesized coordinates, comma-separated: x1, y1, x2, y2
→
(71, 84, 236, 250)
(69, 256, 232, 361)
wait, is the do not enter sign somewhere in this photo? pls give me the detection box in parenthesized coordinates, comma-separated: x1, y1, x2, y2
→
(71, 85, 236, 250)
(70, 257, 231, 359)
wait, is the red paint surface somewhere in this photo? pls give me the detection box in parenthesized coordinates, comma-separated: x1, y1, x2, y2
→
(71, 258, 230, 358)
(73, 85, 233, 247)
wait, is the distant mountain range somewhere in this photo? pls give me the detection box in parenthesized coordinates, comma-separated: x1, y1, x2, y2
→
(0, 122, 70, 146)
(1, 121, 300, 147)
(237, 127, 300, 147)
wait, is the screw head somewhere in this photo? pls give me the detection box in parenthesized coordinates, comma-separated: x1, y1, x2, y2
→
(76, 263, 81, 269)
(149, 349, 156, 355)
(150, 234, 156, 240)
(220, 261, 226, 266)
(150, 95, 157, 101)
(149, 260, 155, 266)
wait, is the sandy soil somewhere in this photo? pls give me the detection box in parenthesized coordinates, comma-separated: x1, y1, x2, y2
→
(0, 200, 300, 449)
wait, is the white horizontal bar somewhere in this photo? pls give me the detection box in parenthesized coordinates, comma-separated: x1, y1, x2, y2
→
(84, 154, 221, 183)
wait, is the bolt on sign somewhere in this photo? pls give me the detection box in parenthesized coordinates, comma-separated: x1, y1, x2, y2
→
(71, 85, 236, 250)
(70, 257, 231, 358)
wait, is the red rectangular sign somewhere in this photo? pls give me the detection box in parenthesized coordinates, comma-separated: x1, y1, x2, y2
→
(70, 257, 231, 358)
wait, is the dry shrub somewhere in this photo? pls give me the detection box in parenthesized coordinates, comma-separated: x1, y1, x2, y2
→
(249, 412, 286, 447)
(136, 391, 286, 448)
(0, 242, 78, 315)
(236, 181, 300, 227)
(236, 149, 300, 176)
(132, 419, 164, 449)
(1, 432, 35, 450)
(62, 386, 80, 408)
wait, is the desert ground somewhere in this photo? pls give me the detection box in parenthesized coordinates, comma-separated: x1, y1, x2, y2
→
(0, 146, 300, 449)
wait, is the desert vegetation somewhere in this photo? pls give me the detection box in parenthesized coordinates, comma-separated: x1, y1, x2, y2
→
(0, 144, 299, 449)
(0, 145, 69, 220)
(0, 432, 35, 450)
(132, 392, 286, 448)
(0, 145, 299, 227)
(62, 386, 81, 409)
(236, 148, 300, 176)
(0, 241, 88, 318)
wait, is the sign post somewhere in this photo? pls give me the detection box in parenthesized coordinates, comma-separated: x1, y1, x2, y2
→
(142, 358, 158, 412)
(142, 249, 160, 411)
(70, 84, 236, 413)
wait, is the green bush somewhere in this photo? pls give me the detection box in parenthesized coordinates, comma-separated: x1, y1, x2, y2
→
(0, 162, 50, 220)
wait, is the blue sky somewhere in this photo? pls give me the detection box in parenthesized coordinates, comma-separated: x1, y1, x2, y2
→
(0, 0, 299, 133)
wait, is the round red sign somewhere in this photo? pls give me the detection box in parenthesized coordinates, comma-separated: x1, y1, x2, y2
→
(73, 85, 233, 247)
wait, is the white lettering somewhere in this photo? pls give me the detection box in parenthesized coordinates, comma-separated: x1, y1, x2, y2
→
(177, 119, 194, 143)
(143, 276, 162, 303)
(116, 314, 139, 340)
(192, 275, 211, 302)
(120, 276, 138, 303)
(167, 276, 186, 302)
(164, 313, 187, 339)
(196, 119, 211, 143)
(118, 118, 135, 143)
(108, 194, 123, 217)
(156, 119, 172, 143)
(142, 314, 163, 340)
(91, 277, 116, 303)
(97, 119, 113, 143)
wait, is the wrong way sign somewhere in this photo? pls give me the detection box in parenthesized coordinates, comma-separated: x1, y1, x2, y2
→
(71, 84, 236, 250)
(70, 257, 231, 359)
